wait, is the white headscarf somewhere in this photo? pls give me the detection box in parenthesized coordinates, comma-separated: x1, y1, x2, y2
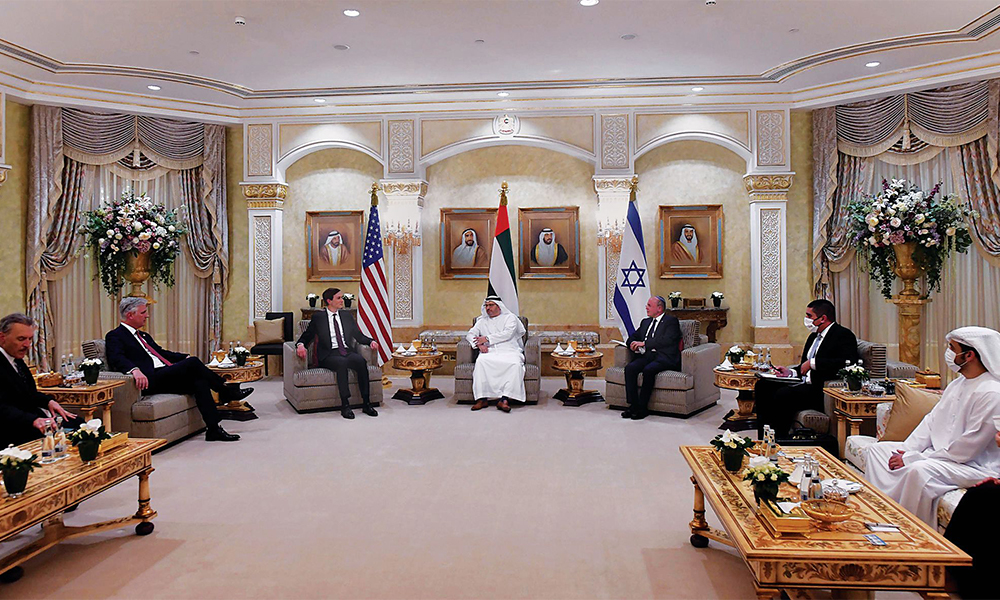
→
(677, 225, 698, 260)
(535, 228, 557, 266)
(946, 326, 1000, 374)
(324, 231, 344, 264)
(480, 296, 526, 346)
(453, 228, 480, 267)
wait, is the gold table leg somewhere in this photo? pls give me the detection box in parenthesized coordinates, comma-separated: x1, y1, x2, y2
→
(836, 412, 848, 458)
(101, 402, 113, 431)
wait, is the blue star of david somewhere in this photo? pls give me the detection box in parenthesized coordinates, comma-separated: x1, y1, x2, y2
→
(620, 260, 647, 295)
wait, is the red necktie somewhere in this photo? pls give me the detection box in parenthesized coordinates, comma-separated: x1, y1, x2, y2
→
(332, 315, 348, 356)
(137, 332, 173, 367)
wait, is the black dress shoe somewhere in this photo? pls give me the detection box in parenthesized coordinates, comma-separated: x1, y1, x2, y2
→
(224, 384, 254, 401)
(630, 411, 648, 420)
(341, 408, 355, 419)
(205, 425, 241, 441)
(621, 410, 632, 419)
(362, 405, 378, 417)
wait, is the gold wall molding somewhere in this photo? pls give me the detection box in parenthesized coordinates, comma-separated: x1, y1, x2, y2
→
(743, 174, 793, 195)
(382, 181, 428, 197)
(242, 183, 288, 201)
(593, 177, 633, 192)
(0, 167, 8, 187)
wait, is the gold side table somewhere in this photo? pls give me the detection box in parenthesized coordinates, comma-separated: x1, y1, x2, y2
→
(40, 379, 125, 431)
(391, 352, 445, 405)
(207, 359, 263, 421)
(824, 387, 897, 458)
(713, 367, 759, 432)
(551, 351, 603, 406)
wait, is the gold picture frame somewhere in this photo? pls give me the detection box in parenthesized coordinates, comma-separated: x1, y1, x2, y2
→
(440, 208, 497, 279)
(518, 207, 580, 279)
(658, 205, 724, 279)
(306, 210, 364, 282)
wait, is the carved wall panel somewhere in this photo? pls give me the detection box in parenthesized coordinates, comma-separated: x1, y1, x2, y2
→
(759, 208, 782, 320)
(601, 114, 629, 170)
(756, 110, 786, 167)
(252, 215, 273, 318)
(388, 120, 415, 174)
(247, 124, 273, 177)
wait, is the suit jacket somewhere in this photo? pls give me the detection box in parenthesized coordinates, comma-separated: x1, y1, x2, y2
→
(798, 322, 859, 388)
(0, 356, 52, 445)
(296, 309, 373, 363)
(105, 325, 188, 377)
(626, 314, 683, 368)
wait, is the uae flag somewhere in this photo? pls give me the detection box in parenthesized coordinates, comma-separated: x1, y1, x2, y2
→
(487, 182, 519, 315)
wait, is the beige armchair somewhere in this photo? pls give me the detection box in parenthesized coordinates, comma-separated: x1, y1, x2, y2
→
(603, 320, 721, 417)
(454, 316, 541, 404)
(282, 320, 383, 412)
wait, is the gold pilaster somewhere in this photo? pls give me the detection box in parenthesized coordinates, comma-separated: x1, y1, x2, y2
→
(241, 183, 288, 209)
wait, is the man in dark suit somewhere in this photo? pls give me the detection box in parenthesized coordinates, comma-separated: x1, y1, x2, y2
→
(296, 287, 379, 420)
(0, 313, 80, 447)
(622, 296, 683, 420)
(755, 299, 859, 439)
(105, 297, 250, 442)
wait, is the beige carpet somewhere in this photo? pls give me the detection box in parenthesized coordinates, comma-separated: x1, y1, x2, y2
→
(3, 378, 918, 599)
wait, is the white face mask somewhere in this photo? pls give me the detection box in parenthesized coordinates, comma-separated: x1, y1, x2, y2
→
(944, 348, 967, 373)
(803, 316, 819, 333)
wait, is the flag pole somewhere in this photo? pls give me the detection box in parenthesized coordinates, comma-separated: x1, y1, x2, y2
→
(499, 180, 509, 206)
(629, 175, 638, 202)
(370, 182, 380, 207)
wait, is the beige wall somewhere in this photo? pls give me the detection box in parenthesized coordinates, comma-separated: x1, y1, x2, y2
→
(283, 148, 383, 311)
(787, 111, 815, 350)
(635, 140, 752, 346)
(221, 126, 250, 343)
(0, 100, 29, 317)
(422, 146, 598, 326)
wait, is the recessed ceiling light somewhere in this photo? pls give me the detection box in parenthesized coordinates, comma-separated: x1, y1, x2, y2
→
(497, 92, 510, 97)
(147, 85, 161, 91)
(580, 0, 599, 6)
(343, 9, 360, 17)
(234, 16, 246, 26)
(866, 61, 881, 68)
(314, 98, 326, 103)
(334, 44, 350, 51)
(188, 50, 200, 55)
(621, 33, 637, 40)
(691, 86, 704, 92)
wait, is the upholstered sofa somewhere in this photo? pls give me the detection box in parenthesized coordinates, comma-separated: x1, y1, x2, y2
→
(282, 320, 383, 412)
(603, 320, 721, 417)
(454, 316, 541, 404)
(843, 398, 963, 533)
(791, 339, 920, 436)
(82, 339, 205, 444)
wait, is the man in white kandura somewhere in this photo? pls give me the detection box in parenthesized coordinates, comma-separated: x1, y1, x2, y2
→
(864, 326, 1000, 525)
(467, 296, 526, 413)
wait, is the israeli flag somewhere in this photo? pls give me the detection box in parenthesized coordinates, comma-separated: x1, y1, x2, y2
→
(613, 200, 650, 339)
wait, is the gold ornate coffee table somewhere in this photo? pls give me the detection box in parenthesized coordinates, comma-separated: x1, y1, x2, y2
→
(207, 359, 262, 421)
(680, 445, 969, 599)
(714, 367, 759, 432)
(40, 379, 125, 431)
(391, 352, 445, 405)
(551, 351, 604, 406)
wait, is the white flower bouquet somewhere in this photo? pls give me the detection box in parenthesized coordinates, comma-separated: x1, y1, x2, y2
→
(0, 445, 39, 473)
(711, 430, 754, 454)
(711, 292, 724, 299)
(80, 358, 103, 368)
(726, 345, 746, 363)
(668, 291, 682, 299)
(68, 419, 111, 445)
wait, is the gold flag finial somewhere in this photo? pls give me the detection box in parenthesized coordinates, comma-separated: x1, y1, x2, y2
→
(628, 175, 639, 202)
(499, 181, 509, 206)
(370, 182, 380, 207)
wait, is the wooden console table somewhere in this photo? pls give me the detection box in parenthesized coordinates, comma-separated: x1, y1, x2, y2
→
(0, 438, 167, 583)
(680, 445, 969, 599)
(665, 306, 728, 342)
(824, 387, 896, 458)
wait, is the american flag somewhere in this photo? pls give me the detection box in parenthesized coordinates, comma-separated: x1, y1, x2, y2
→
(359, 202, 393, 366)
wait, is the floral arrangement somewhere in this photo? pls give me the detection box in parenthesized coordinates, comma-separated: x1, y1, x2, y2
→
(231, 346, 250, 359)
(67, 420, 111, 446)
(80, 358, 103, 369)
(711, 292, 724, 299)
(0, 446, 39, 473)
(726, 345, 746, 363)
(742, 457, 789, 485)
(711, 430, 754, 455)
(306, 293, 319, 301)
(837, 362, 870, 383)
(668, 291, 682, 299)
(80, 190, 186, 296)
(848, 179, 974, 298)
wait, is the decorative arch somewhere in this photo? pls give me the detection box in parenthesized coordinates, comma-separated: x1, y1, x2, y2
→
(420, 136, 597, 168)
(275, 139, 384, 182)
(634, 131, 753, 172)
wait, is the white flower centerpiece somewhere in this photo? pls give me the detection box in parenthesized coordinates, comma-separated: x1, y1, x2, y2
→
(711, 291, 724, 307)
(711, 430, 755, 472)
(231, 346, 251, 367)
(837, 361, 870, 392)
(307, 293, 320, 307)
(68, 419, 111, 463)
(742, 455, 790, 505)
(0, 445, 39, 497)
(80, 357, 103, 385)
(668, 291, 682, 307)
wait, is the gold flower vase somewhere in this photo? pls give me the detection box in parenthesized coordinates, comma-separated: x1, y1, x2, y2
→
(888, 242, 929, 367)
(124, 251, 154, 301)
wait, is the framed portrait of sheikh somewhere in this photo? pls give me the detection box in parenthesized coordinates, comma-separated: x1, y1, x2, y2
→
(440, 208, 497, 279)
(657, 205, 723, 279)
(518, 207, 580, 279)
(306, 210, 364, 282)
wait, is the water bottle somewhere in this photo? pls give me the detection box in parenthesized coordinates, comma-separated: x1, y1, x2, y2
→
(799, 460, 812, 502)
(68, 353, 75, 374)
(809, 470, 824, 500)
(40, 421, 55, 464)
(53, 417, 67, 460)
(60, 354, 68, 376)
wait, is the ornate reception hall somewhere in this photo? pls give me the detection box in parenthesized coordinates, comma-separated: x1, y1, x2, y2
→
(1, 1, 1000, 598)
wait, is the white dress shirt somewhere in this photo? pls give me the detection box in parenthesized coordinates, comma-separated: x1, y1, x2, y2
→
(1, 346, 19, 372)
(122, 322, 166, 369)
(798, 323, 832, 384)
(326, 309, 346, 349)
(646, 315, 662, 340)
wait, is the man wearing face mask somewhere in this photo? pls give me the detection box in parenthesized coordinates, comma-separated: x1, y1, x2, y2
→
(864, 326, 1000, 526)
(755, 299, 859, 439)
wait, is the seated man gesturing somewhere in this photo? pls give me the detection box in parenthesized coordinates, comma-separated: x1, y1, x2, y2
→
(106, 297, 250, 442)
(467, 296, 525, 413)
(295, 287, 379, 420)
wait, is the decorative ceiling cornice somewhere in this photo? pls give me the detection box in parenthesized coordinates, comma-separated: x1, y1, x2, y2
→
(2, 6, 1000, 101)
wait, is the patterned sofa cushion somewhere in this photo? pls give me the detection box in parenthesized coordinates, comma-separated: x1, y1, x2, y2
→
(937, 488, 967, 530)
(293, 366, 363, 388)
(418, 330, 468, 345)
(844, 434, 877, 473)
(531, 331, 600, 345)
(605, 366, 693, 391)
